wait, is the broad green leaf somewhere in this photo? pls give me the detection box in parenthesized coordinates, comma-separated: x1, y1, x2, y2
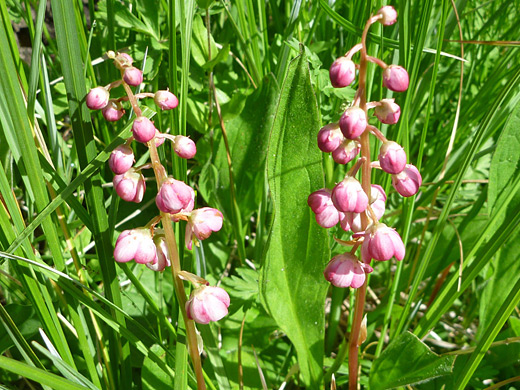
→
(260, 49, 329, 388)
(191, 14, 218, 67)
(369, 332, 455, 390)
(488, 100, 520, 215)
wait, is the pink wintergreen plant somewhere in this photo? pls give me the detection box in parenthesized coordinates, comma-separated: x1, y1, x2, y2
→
(329, 57, 356, 88)
(377, 5, 398, 26)
(185, 207, 223, 250)
(132, 116, 157, 143)
(102, 100, 125, 122)
(113, 168, 146, 203)
(156, 178, 195, 214)
(379, 141, 407, 174)
(173, 135, 197, 159)
(339, 106, 367, 139)
(382, 65, 409, 92)
(332, 139, 361, 165)
(109, 144, 134, 175)
(317, 123, 343, 153)
(185, 285, 230, 324)
(391, 164, 422, 197)
(308, 189, 341, 229)
(86, 87, 109, 110)
(331, 176, 368, 213)
(154, 90, 179, 110)
(361, 223, 405, 262)
(146, 233, 171, 272)
(113, 228, 157, 264)
(123, 66, 143, 86)
(374, 99, 401, 125)
(324, 253, 372, 288)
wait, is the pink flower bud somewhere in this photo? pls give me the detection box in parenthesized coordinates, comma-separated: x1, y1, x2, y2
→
(331, 177, 368, 213)
(329, 57, 356, 88)
(345, 185, 387, 232)
(361, 223, 405, 262)
(109, 144, 134, 175)
(132, 116, 156, 143)
(374, 99, 401, 124)
(379, 141, 406, 174)
(339, 106, 367, 139)
(392, 164, 422, 197)
(377, 5, 398, 26)
(186, 285, 230, 324)
(156, 178, 195, 214)
(317, 123, 343, 153)
(114, 228, 157, 264)
(86, 87, 109, 110)
(173, 135, 197, 159)
(115, 52, 133, 68)
(146, 233, 171, 271)
(307, 189, 340, 228)
(102, 100, 125, 122)
(323, 253, 369, 288)
(123, 67, 143, 86)
(113, 168, 146, 203)
(383, 65, 409, 92)
(185, 207, 223, 250)
(154, 90, 179, 110)
(332, 139, 361, 165)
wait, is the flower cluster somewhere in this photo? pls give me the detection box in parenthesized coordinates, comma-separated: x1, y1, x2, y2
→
(309, 6, 422, 289)
(86, 51, 229, 324)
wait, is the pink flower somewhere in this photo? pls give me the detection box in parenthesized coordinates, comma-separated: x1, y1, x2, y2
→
(132, 116, 156, 143)
(173, 135, 197, 159)
(379, 141, 407, 174)
(86, 87, 109, 110)
(109, 144, 134, 175)
(154, 90, 179, 110)
(391, 164, 422, 197)
(156, 178, 195, 214)
(317, 123, 343, 153)
(331, 177, 368, 213)
(115, 52, 134, 68)
(308, 189, 340, 228)
(123, 66, 143, 86)
(323, 253, 372, 288)
(344, 185, 387, 232)
(382, 65, 409, 92)
(332, 139, 361, 165)
(339, 106, 367, 139)
(147, 233, 171, 272)
(113, 168, 146, 203)
(374, 99, 401, 124)
(186, 285, 230, 324)
(329, 57, 356, 88)
(377, 5, 397, 26)
(114, 228, 157, 264)
(102, 100, 125, 122)
(185, 208, 223, 250)
(361, 223, 405, 262)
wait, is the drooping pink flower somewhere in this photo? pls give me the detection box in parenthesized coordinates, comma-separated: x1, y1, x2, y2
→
(339, 106, 367, 139)
(329, 57, 356, 88)
(323, 253, 372, 288)
(113, 168, 146, 203)
(361, 223, 405, 262)
(331, 177, 368, 213)
(147, 233, 171, 272)
(114, 228, 157, 264)
(392, 164, 422, 197)
(186, 285, 230, 324)
(123, 66, 143, 86)
(308, 189, 340, 228)
(154, 90, 179, 110)
(185, 208, 223, 250)
(102, 100, 125, 122)
(382, 65, 409, 92)
(332, 139, 361, 165)
(374, 99, 401, 125)
(345, 185, 387, 232)
(156, 178, 195, 214)
(109, 144, 134, 175)
(379, 141, 407, 174)
(173, 135, 197, 159)
(86, 87, 109, 110)
(317, 123, 343, 153)
(132, 116, 156, 143)
(377, 5, 398, 26)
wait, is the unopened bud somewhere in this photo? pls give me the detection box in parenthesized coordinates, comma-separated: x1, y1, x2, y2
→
(391, 164, 422, 197)
(132, 116, 156, 143)
(374, 98, 401, 124)
(382, 65, 409, 92)
(379, 141, 406, 174)
(332, 139, 361, 165)
(109, 144, 134, 175)
(331, 177, 368, 213)
(123, 67, 143, 86)
(377, 6, 397, 26)
(154, 90, 179, 110)
(102, 100, 125, 122)
(317, 123, 342, 153)
(329, 57, 356, 88)
(86, 87, 109, 110)
(113, 168, 146, 203)
(339, 106, 367, 139)
(173, 135, 197, 159)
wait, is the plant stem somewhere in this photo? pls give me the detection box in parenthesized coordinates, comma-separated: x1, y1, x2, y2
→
(348, 14, 376, 390)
